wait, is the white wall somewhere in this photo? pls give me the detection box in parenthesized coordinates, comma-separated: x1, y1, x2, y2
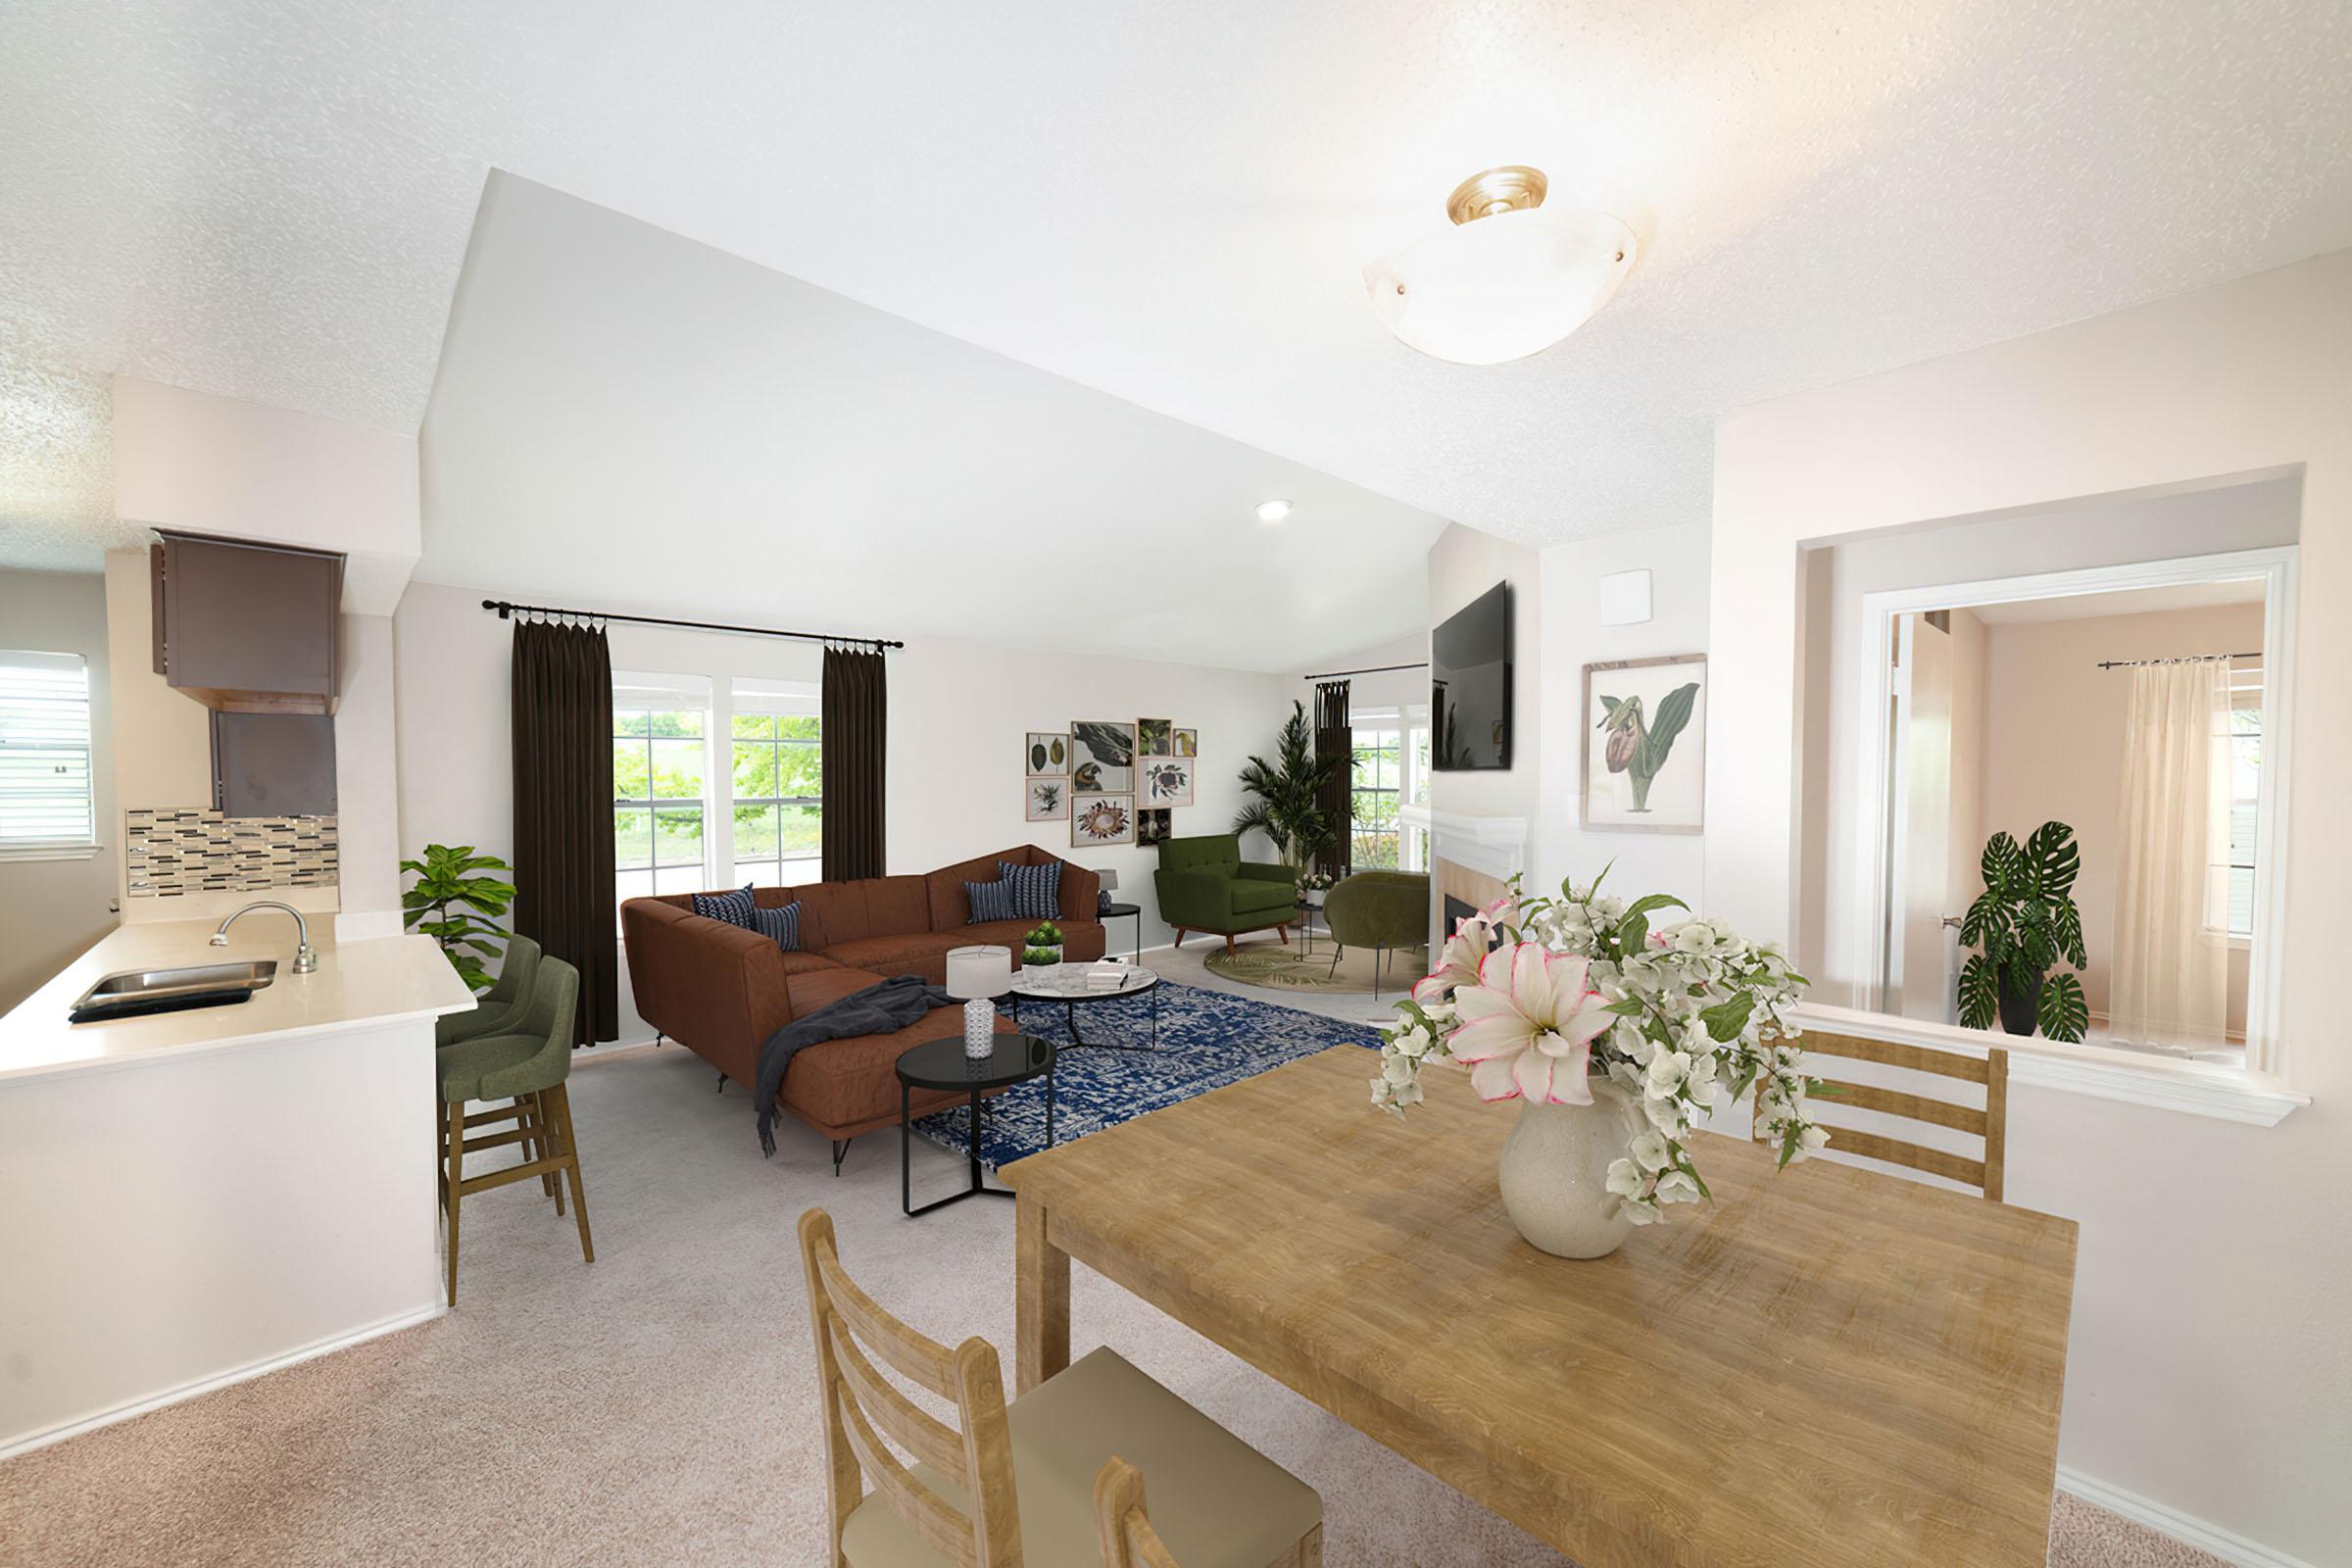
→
(111, 377, 422, 614)
(1427, 522, 1541, 822)
(1709, 253, 2351, 1565)
(1978, 602, 2264, 1030)
(393, 580, 1289, 1043)
(1534, 522, 1711, 907)
(0, 569, 117, 1012)
(1293, 629, 1426, 718)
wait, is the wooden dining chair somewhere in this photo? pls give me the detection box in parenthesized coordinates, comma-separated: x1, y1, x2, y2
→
(1760, 1030, 2008, 1200)
(1094, 1456, 1179, 1568)
(797, 1208, 1323, 1567)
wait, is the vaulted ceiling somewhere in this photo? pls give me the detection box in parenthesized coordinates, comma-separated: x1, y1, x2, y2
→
(5, 0, 2349, 579)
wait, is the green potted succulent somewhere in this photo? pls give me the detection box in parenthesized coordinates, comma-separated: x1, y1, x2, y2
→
(401, 843, 516, 994)
(1022, 920, 1065, 969)
(1958, 821, 2089, 1041)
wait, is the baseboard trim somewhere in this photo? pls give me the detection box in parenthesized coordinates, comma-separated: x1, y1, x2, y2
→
(0, 1302, 446, 1461)
(2058, 1467, 2318, 1568)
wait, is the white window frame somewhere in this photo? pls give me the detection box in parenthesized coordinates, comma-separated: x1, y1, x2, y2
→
(0, 650, 99, 860)
(1850, 544, 2300, 1117)
(2207, 661, 2261, 945)
(1348, 708, 1405, 870)
(727, 677, 822, 889)
(612, 672, 715, 912)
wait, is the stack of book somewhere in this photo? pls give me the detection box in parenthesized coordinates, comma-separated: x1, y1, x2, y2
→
(1081, 958, 1132, 993)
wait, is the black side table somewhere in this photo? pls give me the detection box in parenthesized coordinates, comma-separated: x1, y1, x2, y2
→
(1101, 901, 1143, 962)
(896, 1033, 1055, 1217)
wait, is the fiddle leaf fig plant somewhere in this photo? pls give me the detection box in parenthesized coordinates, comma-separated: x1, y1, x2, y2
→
(1957, 821, 2088, 1042)
(401, 843, 517, 994)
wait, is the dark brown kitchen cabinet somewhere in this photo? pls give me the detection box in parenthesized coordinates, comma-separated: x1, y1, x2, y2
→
(152, 531, 344, 714)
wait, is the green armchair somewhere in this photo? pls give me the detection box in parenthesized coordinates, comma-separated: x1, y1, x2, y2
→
(1154, 834, 1298, 954)
(1323, 870, 1431, 998)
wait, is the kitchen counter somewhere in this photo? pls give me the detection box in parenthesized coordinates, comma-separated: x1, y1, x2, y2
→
(0, 917, 472, 1084)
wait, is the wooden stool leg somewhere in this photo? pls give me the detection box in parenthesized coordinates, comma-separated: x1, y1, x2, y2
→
(552, 1083, 593, 1265)
(444, 1101, 466, 1306)
(533, 1092, 565, 1216)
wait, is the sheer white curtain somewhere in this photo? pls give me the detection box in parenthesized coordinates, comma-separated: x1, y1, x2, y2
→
(2110, 659, 2230, 1051)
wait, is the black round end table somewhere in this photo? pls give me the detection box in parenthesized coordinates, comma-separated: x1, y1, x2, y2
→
(896, 1032, 1055, 1217)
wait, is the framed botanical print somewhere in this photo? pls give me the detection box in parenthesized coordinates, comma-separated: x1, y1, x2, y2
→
(1070, 720, 1136, 795)
(1581, 655, 1706, 833)
(1171, 727, 1197, 758)
(1025, 732, 1068, 776)
(1071, 795, 1135, 847)
(1024, 776, 1069, 822)
(1136, 718, 1172, 756)
(1136, 808, 1172, 846)
(1137, 755, 1194, 808)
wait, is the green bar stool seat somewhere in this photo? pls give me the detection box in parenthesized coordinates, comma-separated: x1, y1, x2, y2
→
(437, 956, 593, 1305)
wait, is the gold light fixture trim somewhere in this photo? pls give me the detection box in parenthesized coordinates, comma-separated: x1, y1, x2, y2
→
(1446, 165, 1550, 225)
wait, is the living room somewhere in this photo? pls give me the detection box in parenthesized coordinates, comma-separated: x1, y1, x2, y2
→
(3, 7, 2349, 1567)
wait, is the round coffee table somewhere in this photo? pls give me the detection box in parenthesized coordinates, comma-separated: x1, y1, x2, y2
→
(1009, 964, 1161, 1053)
(895, 1032, 1055, 1217)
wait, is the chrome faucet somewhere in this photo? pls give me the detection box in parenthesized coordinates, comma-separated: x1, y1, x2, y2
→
(211, 901, 318, 974)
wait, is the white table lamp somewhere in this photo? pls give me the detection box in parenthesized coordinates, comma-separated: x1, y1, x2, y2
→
(1100, 869, 1118, 892)
(945, 945, 1011, 1058)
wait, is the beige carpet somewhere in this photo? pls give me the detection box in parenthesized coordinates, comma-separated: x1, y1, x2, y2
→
(1202, 939, 1427, 996)
(0, 1044, 2229, 1567)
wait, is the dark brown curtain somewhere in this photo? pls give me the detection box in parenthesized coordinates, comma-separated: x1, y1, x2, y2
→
(511, 618, 618, 1046)
(822, 645, 887, 881)
(1312, 678, 1351, 878)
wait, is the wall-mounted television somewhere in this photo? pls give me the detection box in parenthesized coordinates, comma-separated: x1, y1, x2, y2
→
(1432, 580, 1512, 771)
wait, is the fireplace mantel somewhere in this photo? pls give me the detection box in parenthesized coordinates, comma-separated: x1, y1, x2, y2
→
(1423, 808, 1527, 886)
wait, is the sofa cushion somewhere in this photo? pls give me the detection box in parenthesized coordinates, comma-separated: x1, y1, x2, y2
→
(965, 878, 1019, 923)
(796, 875, 932, 949)
(926, 845, 1100, 928)
(778, 1003, 1017, 1140)
(752, 901, 803, 951)
(1158, 834, 1242, 875)
(998, 859, 1062, 920)
(690, 884, 759, 929)
(816, 933, 972, 986)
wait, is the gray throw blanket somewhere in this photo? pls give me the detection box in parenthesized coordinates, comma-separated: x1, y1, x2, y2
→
(755, 974, 957, 1156)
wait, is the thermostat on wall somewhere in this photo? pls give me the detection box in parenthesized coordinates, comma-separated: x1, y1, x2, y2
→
(1597, 569, 1652, 627)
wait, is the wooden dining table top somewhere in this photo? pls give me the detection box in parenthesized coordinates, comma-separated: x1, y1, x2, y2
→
(1001, 1045, 2078, 1568)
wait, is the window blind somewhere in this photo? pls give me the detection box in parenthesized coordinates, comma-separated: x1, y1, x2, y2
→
(0, 651, 95, 845)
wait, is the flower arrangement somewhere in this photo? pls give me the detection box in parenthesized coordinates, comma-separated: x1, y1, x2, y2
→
(1372, 871, 1824, 1227)
(1021, 921, 1065, 968)
(1296, 868, 1336, 900)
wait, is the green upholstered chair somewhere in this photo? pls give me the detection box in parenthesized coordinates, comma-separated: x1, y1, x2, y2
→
(1322, 870, 1431, 998)
(437, 956, 593, 1305)
(435, 935, 542, 1048)
(1153, 834, 1298, 954)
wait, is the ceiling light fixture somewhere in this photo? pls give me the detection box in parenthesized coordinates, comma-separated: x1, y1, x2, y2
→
(1254, 498, 1294, 523)
(1363, 166, 1637, 366)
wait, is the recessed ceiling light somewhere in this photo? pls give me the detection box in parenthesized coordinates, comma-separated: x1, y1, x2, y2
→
(1255, 499, 1294, 523)
(1364, 165, 1638, 366)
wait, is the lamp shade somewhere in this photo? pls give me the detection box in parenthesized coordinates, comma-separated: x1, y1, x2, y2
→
(1099, 869, 1118, 893)
(1363, 205, 1637, 366)
(945, 945, 1011, 1001)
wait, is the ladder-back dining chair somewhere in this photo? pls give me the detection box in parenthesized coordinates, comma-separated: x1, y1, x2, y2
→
(1759, 1030, 2009, 1200)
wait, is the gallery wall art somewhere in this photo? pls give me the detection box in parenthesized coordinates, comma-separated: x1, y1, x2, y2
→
(1025, 733, 1068, 775)
(1070, 721, 1136, 795)
(1138, 755, 1195, 808)
(1581, 654, 1706, 833)
(1072, 795, 1135, 847)
(1025, 776, 1069, 822)
(1137, 808, 1172, 845)
(1025, 717, 1200, 852)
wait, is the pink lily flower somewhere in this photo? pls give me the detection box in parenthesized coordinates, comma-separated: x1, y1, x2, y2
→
(1446, 942, 1616, 1104)
(1411, 897, 1510, 1004)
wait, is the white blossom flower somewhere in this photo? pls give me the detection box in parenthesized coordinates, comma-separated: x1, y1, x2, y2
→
(1629, 1130, 1672, 1172)
(1654, 1169, 1702, 1204)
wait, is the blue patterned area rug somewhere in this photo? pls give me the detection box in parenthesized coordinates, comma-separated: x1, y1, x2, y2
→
(910, 979, 1383, 1168)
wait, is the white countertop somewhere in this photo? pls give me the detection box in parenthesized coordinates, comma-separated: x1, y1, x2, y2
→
(0, 917, 476, 1084)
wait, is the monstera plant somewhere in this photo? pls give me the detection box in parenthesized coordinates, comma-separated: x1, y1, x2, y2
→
(1958, 821, 2088, 1041)
(1594, 680, 1700, 813)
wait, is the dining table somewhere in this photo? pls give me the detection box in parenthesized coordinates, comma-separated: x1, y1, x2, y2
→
(1002, 1044, 2078, 1568)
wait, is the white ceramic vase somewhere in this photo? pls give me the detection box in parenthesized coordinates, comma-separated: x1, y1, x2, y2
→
(1496, 1078, 1648, 1259)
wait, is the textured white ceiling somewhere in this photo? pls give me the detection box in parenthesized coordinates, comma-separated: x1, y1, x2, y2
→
(419, 174, 1446, 672)
(4, 0, 2349, 566)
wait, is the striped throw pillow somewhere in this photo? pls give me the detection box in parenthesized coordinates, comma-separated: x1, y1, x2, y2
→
(691, 884, 759, 929)
(752, 902, 802, 952)
(965, 878, 1020, 924)
(997, 859, 1062, 920)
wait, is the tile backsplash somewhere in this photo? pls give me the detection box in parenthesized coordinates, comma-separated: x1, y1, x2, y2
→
(125, 808, 339, 898)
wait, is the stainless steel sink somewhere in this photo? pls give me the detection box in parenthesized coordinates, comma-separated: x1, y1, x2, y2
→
(70, 960, 278, 1023)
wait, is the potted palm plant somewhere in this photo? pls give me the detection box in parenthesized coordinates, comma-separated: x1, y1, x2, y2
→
(1233, 700, 1340, 875)
(1957, 821, 2089, 1041)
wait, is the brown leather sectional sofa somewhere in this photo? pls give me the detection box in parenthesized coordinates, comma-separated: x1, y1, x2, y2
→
(620, 845, 1106, 1153)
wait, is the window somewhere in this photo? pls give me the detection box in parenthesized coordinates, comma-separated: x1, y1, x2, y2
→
(613, 675, 712, 909)
(1351, 724, 1402, 869)
(0, 651, 96, 854)
(730, 680, 822, 888)
(2212, 661, 2262, 939)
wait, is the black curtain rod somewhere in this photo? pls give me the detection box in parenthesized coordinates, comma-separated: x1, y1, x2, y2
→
(1301, 661, 1428, 681)
(2095, 651, 2259, 669)
(481, 599, 903, 651)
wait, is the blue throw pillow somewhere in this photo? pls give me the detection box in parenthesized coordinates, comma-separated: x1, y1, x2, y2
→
(966, 878, 1019, 924)
(997, 859, 1062, 920)
(691, 884, 759, 929)
(752, 902, 802, 952)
